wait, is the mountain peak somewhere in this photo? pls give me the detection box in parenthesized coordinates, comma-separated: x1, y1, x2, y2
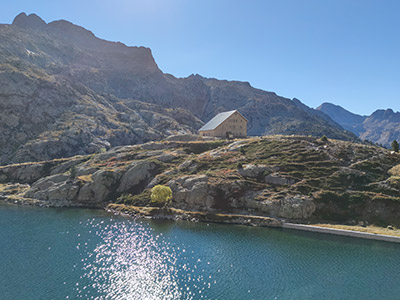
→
(370, 108, 400, 121)
(48, 19, 96, 40)
(12, 12, 47, 30)
(316, 102, 342, 111)
(316, 102, 365, 122)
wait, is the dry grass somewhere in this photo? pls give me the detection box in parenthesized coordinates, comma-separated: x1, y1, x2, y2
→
(0, 155, 88, 169)
(389, 164, 400, 177)
(77, 175, 93, 182)
(311, 223, 400, 237)
(0, 184, 8, 193)
(0, 183, 29, 195)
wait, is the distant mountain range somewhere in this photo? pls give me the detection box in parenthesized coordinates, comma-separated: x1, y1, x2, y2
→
(317, 103, 400, 146)
(0, 13, 362, 164)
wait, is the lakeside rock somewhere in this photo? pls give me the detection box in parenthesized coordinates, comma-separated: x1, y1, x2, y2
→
(0, 136, 400, 227)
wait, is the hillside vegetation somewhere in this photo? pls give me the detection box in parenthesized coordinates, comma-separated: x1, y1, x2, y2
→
(1, 135, 399, 226)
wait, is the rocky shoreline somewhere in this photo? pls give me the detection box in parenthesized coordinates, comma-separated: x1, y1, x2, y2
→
(107, 205, 400, 243)
(1, 137, 400, 232)
(0, 196, 282, 228)
(107, 203, 282, 227)
(4, 197, 400, 243)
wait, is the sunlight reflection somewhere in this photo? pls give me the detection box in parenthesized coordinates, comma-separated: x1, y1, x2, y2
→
(77, 220, 185, 300)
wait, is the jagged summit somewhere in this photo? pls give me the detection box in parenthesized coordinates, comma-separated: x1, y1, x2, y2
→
(12, 12, 47, 29)
(370, 108, 400, 121)
(317, 102, 400, 146)
(316, 102, 366, 125)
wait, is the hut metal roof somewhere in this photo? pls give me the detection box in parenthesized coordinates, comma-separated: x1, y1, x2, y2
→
(199, 110, 246, 131)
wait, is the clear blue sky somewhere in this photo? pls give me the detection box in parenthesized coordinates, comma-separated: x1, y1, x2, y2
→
(1, 0, 399, 115)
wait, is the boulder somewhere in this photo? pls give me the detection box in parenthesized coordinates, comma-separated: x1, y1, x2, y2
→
(146, 169, 178, 189)
(238, 164, 269, 178)
(117, 161, 159, 193)
(265, 173, 295, 185)
(77, 169, 121, 205)
(156, 153, 177, 163)
(24, 174, 79, 204)
(226, 140, 247, 152)
(262, 196, 316, 219)
(29, 174, 70, 190)
(178, 159, 197, 172)
(168, 175, 214, 210)
(46, 182, 80, 203)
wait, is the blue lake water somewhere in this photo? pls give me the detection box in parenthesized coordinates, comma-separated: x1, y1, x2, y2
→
(1, 203, 400, 300)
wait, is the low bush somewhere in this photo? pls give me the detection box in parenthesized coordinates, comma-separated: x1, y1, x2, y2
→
(150, 185, 172, 206)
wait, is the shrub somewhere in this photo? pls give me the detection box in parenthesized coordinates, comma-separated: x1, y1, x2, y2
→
(320, 135, 328, 142)
(69, 165, 77, 179)
(391, 140, 399, 153)
(236, 162, 243, 169)
(150, 185, 172, 206)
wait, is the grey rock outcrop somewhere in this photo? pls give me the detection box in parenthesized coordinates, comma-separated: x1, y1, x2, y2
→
(238, 164, 269, 179)
(25, 174, 78, 205)
(77, 170, 121, 206)
(117, 161, 159, 193)
(262, 196, 316, 219)
(168, 175, 214, 210)
(265, 173, 295, 185)
(1, 136, 400, 227)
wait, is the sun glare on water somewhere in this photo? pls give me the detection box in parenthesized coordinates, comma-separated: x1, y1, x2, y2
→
(74, 219, 213, 299)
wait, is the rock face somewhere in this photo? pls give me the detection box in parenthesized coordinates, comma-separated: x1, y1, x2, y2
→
(238, 164, 270, 179)
(317, 103, 400, 147)
(25, 174, 71, 198)
(117, 161, 159, 193)
(0, 13, 357, 165)
(168, 175, 214, 210)
(76, 170, 121, 206)
(264, 174, 295, 185)
(0, 156, 88, 184)
(262, 196, 316, 219)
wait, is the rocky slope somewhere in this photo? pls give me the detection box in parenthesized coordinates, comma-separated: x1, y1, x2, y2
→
(317, 102, 400, 146)
(0, 13, 356, 164)
(1, 136, 400, 226)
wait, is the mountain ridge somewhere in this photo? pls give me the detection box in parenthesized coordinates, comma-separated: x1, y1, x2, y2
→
(0, 13, 357, 164)
(317, 102, 400, 146)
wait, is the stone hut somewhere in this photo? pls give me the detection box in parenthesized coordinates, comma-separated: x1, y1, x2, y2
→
(199, 110, 248, 138)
